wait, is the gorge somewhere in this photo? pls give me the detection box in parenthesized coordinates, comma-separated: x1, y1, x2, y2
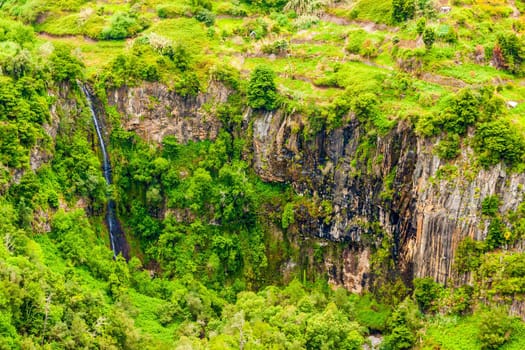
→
(2, 0, 525, 348)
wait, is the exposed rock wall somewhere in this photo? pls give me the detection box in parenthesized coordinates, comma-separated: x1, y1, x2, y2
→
(107, 82, 227, 144)
(105, 82, 525, 292)
(251, 110, 525, 289)
(410, 139, 525, 284)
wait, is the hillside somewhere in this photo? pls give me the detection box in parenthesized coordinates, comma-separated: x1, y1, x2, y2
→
(1, 0, 525, 349)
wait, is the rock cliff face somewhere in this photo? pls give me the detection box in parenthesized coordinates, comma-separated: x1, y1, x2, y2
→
(252, 109, 525, 289)
(105, 82, 525, 291)
(107, 82, 227, 144)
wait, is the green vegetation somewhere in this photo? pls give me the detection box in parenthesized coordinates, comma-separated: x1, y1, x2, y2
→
(1, 0, 525, 348)
(247, 65, 279, 110)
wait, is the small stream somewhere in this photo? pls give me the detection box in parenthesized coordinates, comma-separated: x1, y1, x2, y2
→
(80, 84, 128, 259)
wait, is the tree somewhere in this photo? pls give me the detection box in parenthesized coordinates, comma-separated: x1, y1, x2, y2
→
(478, 308, 513, 349)
(305, 303, 364, 349)
(247, 65, 279, 111)
(485, 218, 505, 251)
(392, 0, 415, 23)
(495, 33, 524, 74)
(381, 298, 420, 350)
(416, 18, 426, 35)
(413, 278, 442, 313)
(423, 28, 435, 49)
(49, 44, 84, 82)
(473, 119, 525, 167)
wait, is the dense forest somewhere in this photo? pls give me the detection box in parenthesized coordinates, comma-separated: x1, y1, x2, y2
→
(1, 0, 525, 349)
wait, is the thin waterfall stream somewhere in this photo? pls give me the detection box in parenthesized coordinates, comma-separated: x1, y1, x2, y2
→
(80, 84, 129, 259)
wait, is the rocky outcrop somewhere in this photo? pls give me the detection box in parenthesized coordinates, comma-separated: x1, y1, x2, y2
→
(251, 109, 525, 290)
(104, 81, 525, 292)
(108, 82, 228, 144)
(410, 140, 525, 284)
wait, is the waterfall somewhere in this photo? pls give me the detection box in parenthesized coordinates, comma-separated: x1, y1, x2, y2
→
(79, 84, 128, 259)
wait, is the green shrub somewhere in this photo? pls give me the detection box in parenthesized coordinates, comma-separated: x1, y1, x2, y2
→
(49, 43, 84, 82)
(485, 218, 505, 250)
(100, 12, 148, 40)
(413, 278, 443, 313)
(423, 28, 435, 49)
(194, 9, 216, 27)
(235, 18, 268, 39)
(436, 24, 457, 43)
(391, 0, 415, 23)
(157, 4, 191, 18)
(478, 308, 513, 349)
(454, 237, 485, 273)
(175, 72, 201, 97)
(447, 285, 474, 315)
(0, 18, 35, 45)
(189, 0, 213, 11)
(473, 119, 525, 168)
(481, 195, 500, 217)
(162, 43, 191, 71)
(434, 134, 460, 160)
(210, 64, 241, 90)
(416, 18, 426, 35)
(261, 39, 288, 55)
(281, 202, 295, 229)
(382, 298, 420, 350)
(352, 92, 379, 124)
(346, 29, 367, 54)
(495, 33, 524, 74)
(439, 89, 479, 134)
(354, 294, 391, 332)
(247, 65, 279, 110)
(381, 325, 415, 350)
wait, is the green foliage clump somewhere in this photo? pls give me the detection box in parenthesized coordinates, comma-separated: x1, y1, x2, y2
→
(49, 43, 84, 82)
(97, 45, 166, 88)
(247, 65, 279, 110)
(194, 8, 216, 27)
(306, 302, 365, 349)
(174, 72, 201, 97)
(234, 18, 269, 39)
(495, 33, 525, 74)
(478, 308, 513, 349)
(416, 17, 426, 35)
(485, 217, 506, 250)
(281, 202, 295, 229)
(381, 298, 421, 350)
(434, 134, 460, 160)
(211, 64, 241, 91)
(101, 11, 149, 40)
(0, 18, 35, 45)
(413, 278, 443, 313)
(391, 0, 415, 23)
(481, 195, 500, 217)
(353, 293, 391, 332)
(473, 119, 525, 168)
(439, 89, 479, 135)
(423, 27, 435, 49)
(244, 0, 287, 11)
(157, 3, 191, 18)
(0, 75, 49, 170)
(454, 237, 485, 274)
(261, 39, 289, 55)
(346, 29, 368, 54)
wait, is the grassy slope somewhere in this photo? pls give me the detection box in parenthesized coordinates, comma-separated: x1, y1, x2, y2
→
(16, 0, 522, 123)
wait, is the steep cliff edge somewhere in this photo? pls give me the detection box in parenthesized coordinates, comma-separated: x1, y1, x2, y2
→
(107, 82, 227, 144)
(105, 82, 525, 292)
(252, 109, 525, 290)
